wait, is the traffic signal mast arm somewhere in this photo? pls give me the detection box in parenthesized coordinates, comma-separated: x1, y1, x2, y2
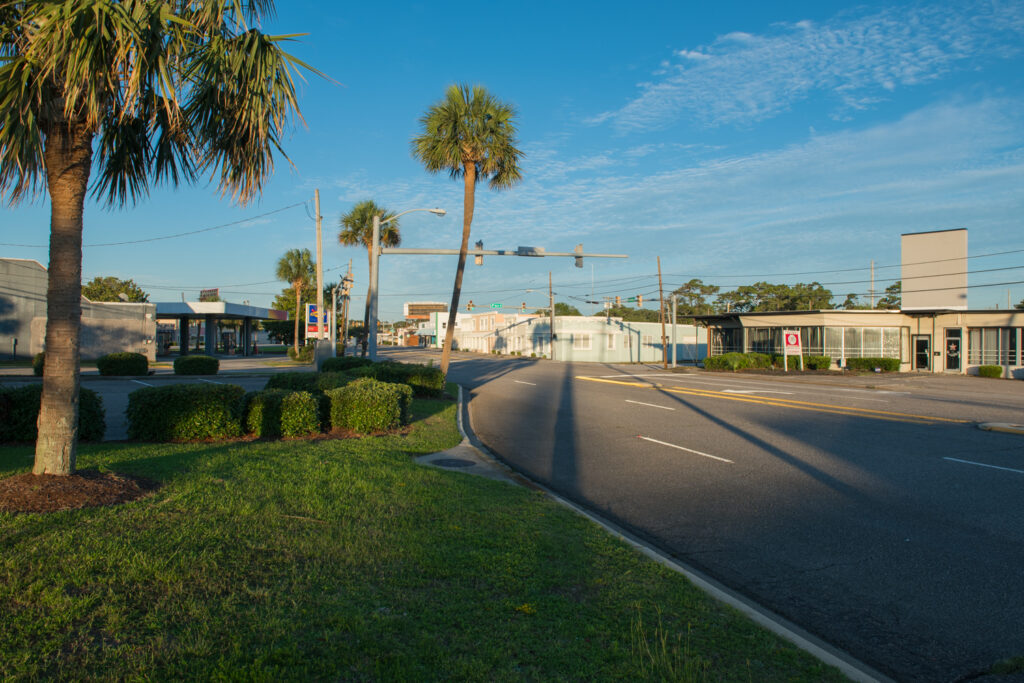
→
(380, 244, 627, 264)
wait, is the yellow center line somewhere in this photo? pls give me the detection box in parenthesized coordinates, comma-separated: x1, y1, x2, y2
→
(575, 376, 970, 425)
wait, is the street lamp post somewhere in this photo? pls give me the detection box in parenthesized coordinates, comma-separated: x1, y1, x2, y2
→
(368, 207, 446, 360)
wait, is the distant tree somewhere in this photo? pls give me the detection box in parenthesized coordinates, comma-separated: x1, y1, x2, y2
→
(82, 276, 149, 303)
(263, 319, 298, 346)
(876, 281, 901, 310)
(1016, 298, 1024, 310)
(714, 282, 834, 313)
(276, 249, 316, 355)
(670, 278, 719, 318)
(841, 293, 870, 310)
(338, 200, 400, 353)
(606, 306, 661, 322)
(412, 84, 524, 376)
(535, 302, 581, 316)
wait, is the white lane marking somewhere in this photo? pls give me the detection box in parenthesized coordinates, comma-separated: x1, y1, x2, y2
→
(514, 380, 537, 386)
(198, 379, 224, 385)
(639, 436, 733, 463)
(131, 379, 154, 387)
(722, 389, 793, 395)
(944, 457, 1024, 474)
(625, 400, 675, 411)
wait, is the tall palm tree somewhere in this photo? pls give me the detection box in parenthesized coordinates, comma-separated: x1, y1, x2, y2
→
(338, 200, 399, 355)
(276, 249, 316, 355)
(0, 1, 318, 476)
(412, 84, 523, 375)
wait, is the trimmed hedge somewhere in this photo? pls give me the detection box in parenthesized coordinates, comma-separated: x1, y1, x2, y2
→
(348, 361, 445, 397)
(771, 354, 832, 370)
(702, 353, 751, 371)
(245, 389, 320, 438)
(127, 383, 244, 441)
(0, 384, 105, 442)
(173, 354, 219, 375)
(977, 365, 1003, 378)
(264, 371, 353, 393)
(326, 377, 412, 434)
(32, 352, 44, 376)
(96, 351, 148, 376)
(320, 356, 374, 373)
(287, 345, 314, 363)
(844, 357, 900, 372)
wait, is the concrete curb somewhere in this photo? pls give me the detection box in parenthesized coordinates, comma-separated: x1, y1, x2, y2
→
(444, 382, 893, 683)
(978, 422, 1024, 435)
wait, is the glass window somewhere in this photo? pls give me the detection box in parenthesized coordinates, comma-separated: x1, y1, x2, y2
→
(573, 333, 591, 351)
(825, 327, 843, 359)
(844, 328, 860, 357)
(643, 335, 655, 346)
(606, 333, 616, 350)
(863, 328, 882, 357)
(882, 328, 900, 358)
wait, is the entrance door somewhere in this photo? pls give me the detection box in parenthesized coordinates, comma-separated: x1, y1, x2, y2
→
(913, 335, 931, 371)
(945, 329, 962, 371)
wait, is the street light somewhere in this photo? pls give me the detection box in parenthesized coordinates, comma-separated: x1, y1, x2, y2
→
(368, 207, 446, 360)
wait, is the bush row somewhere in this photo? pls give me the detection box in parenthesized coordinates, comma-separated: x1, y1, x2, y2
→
(346, 360, 445, 397)
(703, 353, 833, 371)
(125, 376, 416, 441)
(0, 384, 105, 442)
(97, 352, 148, 376)
(843, 357, 901, 372)
(173, 354, 219, 375)
(287, 345, 315, 363)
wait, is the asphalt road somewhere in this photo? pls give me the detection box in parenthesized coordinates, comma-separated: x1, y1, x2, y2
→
(384, 349, 1024, 683)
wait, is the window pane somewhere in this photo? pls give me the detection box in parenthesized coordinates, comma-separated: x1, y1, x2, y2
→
(983, 328, 999, 364)
(968, 329, 982, 364)
(882, 328, 900, 358)
(844, 328, 861, 357)
(863, 328, 882, 357)
(825, 327, 843, 358)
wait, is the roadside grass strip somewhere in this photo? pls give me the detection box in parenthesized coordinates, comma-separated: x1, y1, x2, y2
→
(578, 376, 969, 425)
(0, 398, 845, 681)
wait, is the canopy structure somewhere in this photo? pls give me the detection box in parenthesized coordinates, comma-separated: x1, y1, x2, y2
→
(155, 301, 285, 357)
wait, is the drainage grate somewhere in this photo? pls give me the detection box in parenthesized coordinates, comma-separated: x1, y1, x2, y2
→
(432, 458, 475, 468)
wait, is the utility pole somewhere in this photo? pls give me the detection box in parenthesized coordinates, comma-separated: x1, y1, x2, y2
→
(341, 263, 353, 356)
(657, 256, 668, 369)
(671, 295, 678, 368)
(869, 260, 875, 308)
(314, 189, 324, 341)
(549, 271, 556, 361)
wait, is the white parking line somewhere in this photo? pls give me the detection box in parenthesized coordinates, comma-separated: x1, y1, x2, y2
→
(944, 457, 1024, 474)
(198, 379, 224, 385)
(514, 380, 536, 386)
(639, 436, 733, 463)
(130, 379, 154, 387)
(626, 400, 675, 410)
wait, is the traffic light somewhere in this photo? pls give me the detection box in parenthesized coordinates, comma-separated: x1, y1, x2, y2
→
(637, 294, 643, 307)
(615, 296, 621, 306)
(521, 302, 526, 312)
(466, 300, 474, 311)
(574, 243, 583, 268)
(474, 240, 484, 266)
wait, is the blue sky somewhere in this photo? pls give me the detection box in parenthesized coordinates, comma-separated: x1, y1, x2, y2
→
(4, 0, 1024, 318)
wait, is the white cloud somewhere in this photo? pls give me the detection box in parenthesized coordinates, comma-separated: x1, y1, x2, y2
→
(592, 2, 1024, 131)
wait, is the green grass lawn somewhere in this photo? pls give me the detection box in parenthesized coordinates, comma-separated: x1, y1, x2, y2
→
(0, 396, 845, 681)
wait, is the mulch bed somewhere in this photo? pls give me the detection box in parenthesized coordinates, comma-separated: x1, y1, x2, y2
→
(0, 469, 158, 514)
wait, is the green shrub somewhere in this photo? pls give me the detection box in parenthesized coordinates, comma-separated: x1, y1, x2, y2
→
(245, 389, 320, 438)
(0, 384, 105, 442)
(173, 354, 219, 375)
(32, 352, 44, 376)
(347, 361, 444, 397)
(845, 357, 900, 372)
(96, 351, 148, 376)
(320, 356, 374, 373)
(977, 365, 1003, 378)
(746, 352, 772, 369)
(265, 371, 353, 393)
(326, 377, 412, 434)
(703, 353, 750, 371)
(127, 383, 244, 441)
(805, 355, 832, 370)
(287, 345, 314, 363)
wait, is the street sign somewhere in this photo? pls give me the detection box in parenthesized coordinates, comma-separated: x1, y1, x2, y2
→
(306, 303, 328, 335)
(490, 303, 503, 309)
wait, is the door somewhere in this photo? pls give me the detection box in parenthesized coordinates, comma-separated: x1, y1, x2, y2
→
(913, 335, 931, 371)
(945, 329, 962, 371)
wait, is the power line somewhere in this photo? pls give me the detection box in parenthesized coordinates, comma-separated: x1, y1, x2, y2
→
(0, 202, 306, 248)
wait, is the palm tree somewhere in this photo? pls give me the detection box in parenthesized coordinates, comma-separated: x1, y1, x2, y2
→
(338, 200, 399, 355)
(276, 249, 316, 355)
(412, 84, 524, 375)
(0, 1, 317, 476)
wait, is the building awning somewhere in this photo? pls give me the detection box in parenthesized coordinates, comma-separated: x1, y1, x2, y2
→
(155, 301, 286, 321)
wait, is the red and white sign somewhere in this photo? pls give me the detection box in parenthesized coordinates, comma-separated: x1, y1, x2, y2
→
(782, 329, 802, 354)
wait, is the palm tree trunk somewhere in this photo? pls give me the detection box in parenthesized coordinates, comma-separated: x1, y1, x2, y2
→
(293, 285, 301, 354)
(441, 162, 476, 375)
(34, 121, 94, 476)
